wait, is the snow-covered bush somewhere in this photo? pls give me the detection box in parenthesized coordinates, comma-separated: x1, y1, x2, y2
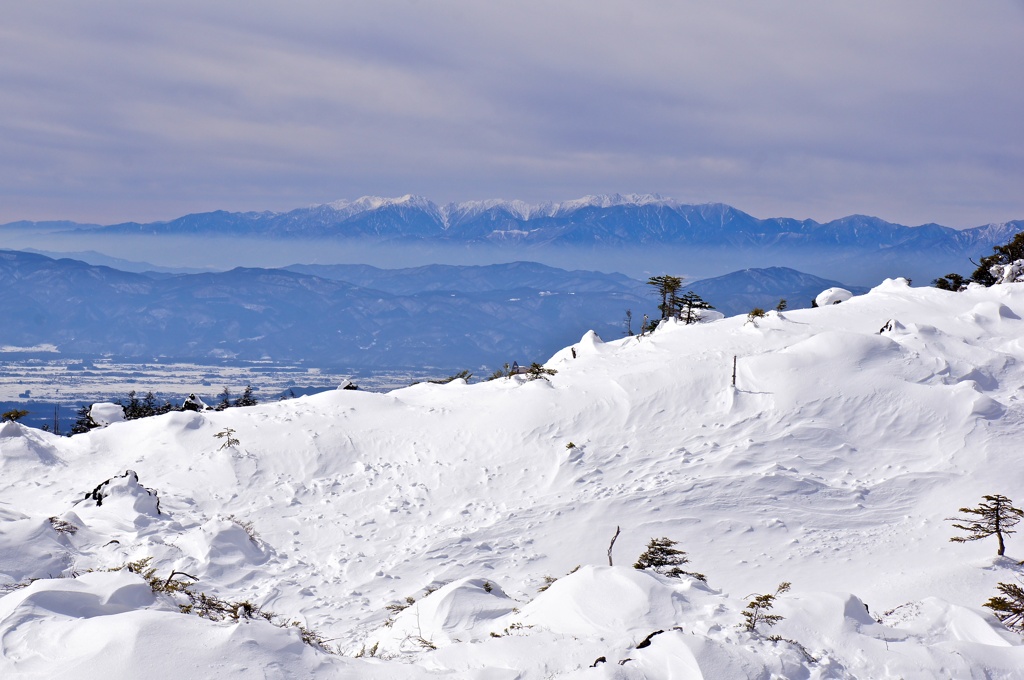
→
(937, 231, 1024, 289)
(989, 260, 1024, 285)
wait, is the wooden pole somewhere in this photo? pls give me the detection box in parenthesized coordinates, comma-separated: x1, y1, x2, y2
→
(732, 355, 737, 387)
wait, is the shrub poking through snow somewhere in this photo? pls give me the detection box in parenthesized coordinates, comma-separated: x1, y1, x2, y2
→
(525, 363, 557, 381)
(47, 516, 78, 535)
(214, 427, 240, 450)
(741, 582, 791, 632)
(984, 579, 1024, 630)
(226, 514, 260, 545)
(947, 494, 1023, 556)
(486, 363, 513, 381)
(747, 307, 766, 324)
(420, 370, 473, 385)
(537, 565, 580, 593)
(386, 596, 416, 616)
(107, 557, 337, 652)
(633, 537, 706, 582)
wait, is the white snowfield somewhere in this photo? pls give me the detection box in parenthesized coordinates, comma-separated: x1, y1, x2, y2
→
(3, 278, 1024, 678)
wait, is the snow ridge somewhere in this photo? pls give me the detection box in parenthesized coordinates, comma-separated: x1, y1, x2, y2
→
(317, 193, 695, 227)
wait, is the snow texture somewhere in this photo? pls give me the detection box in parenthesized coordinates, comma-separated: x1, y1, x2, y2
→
(3, 279, 1024, 677)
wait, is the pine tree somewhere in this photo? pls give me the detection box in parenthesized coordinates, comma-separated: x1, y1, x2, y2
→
(119, 390, 144, 420)
(215, 386, 232, 411)
(970, 232, 1024, 287)
(741, 582, 791, 632)
(985, 580, 1024, 630)
(646, 275, 683, 320)
(933, 272, 968, 291)
(142, 392, 158, 417)
(634, 537, 705, 581)
(71, 405, 99, 434)
(234, 384, 258, 407)
(674, 291, 714, 325)
(948, 494, 1024, 556)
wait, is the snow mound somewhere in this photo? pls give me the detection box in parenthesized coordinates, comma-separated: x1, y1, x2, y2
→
(369, 577, 516, 653)
(76, 470, 162, 519)
(517, 566, 695, 636)
(90, 402, 125, 427)
(0, 572, 362, 679)
(0, 506, 72, 584)
(175, 517, 269, 570)
(0, 421, 62, 468)
(814, 286, 853, 306)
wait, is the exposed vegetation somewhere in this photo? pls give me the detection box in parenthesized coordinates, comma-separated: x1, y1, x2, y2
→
(984, 579, 1024, 630)
(634, 537, 706, 582)
(747, 307, 767, 324)
(114, 557, 336, 653)
(741, 582, 791, 633)
(214, 428, 240, 450)
(948, 494, 1023, 556)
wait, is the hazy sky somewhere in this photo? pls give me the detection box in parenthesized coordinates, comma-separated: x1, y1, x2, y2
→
(2, 0, 1021, 227)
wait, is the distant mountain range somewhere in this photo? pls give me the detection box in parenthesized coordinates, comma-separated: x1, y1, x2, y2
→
(5, 195, 1019, 285)
(0, 251, 859, 369)
(6, 194, 1020, 251)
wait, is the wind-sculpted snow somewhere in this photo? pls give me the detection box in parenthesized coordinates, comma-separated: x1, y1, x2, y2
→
(2, 278, 1024, 677)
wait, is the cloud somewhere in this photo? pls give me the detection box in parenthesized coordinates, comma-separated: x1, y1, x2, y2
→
(0, 0, 1021, 227)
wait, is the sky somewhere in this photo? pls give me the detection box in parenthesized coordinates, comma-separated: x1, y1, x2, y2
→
(1, 0, 1022, 228)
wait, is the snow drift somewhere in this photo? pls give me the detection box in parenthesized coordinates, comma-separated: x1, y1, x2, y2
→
(3, 278, 1024, 678)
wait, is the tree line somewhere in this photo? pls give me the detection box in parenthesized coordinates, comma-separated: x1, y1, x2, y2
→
(71, 385, 260, 434)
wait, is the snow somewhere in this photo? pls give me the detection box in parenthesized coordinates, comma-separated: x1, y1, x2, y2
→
(3, 279, 1024, 677)
(814, 286, 853, 306)
(318, 193, 686, 226)
(90, 402, 125, 427)
(991, 259, 1024, 285)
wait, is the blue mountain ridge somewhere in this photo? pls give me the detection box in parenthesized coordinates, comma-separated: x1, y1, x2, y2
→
(0, 251, 858, 370)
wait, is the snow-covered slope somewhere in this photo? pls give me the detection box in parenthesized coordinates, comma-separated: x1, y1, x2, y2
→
(3, 279, 1024, 678)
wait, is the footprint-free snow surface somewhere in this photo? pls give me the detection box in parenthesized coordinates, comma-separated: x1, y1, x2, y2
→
(3, 278, 1024, 678)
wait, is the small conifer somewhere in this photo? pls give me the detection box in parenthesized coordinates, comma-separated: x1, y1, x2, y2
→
(985, 580, 1024, 630)
(948, 494, 1023, 556)
(633, 537, 706, 582)
(741, 582, 791, 632)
